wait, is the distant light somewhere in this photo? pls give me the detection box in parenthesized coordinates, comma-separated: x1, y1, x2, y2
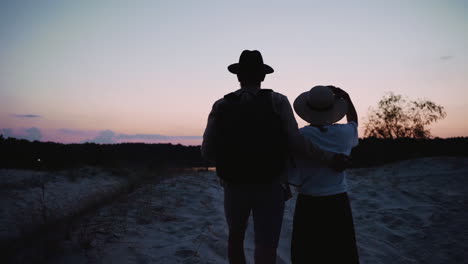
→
(37, 158, 41, 162)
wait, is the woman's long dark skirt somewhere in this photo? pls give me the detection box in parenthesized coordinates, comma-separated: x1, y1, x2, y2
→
(291, 192, 360, 264)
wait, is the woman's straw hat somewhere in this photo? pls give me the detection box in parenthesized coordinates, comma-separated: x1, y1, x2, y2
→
(293, 86, 348, 125)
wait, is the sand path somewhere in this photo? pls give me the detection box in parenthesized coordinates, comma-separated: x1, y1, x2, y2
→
(55, 157, 468, 264)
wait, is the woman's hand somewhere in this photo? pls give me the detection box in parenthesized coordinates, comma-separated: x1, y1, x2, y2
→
(328, 86, 349, 100)
(328, 86, 358, 124)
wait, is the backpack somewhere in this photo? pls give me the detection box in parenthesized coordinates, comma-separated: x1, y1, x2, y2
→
(214, 89, 287, 184)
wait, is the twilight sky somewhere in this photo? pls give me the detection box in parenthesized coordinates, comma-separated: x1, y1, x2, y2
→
(1, 0, 467, 145)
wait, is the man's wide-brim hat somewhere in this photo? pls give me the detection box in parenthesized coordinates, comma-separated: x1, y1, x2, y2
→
(293, 86, 348, 126)
(228, 50, 274, 74)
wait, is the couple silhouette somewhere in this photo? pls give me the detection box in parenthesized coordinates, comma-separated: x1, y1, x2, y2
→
(202, 50, 360, 264)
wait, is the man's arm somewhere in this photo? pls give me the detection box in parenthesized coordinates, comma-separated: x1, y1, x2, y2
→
(277, 94, 334, 165)
(201, 100, 221, 162)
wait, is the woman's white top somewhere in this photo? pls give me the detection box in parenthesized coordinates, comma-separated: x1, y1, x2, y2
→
(288, 121, 358, 196)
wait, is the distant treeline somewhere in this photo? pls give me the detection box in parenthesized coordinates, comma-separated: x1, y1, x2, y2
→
(350, 137, 468, 167)
(1, 136, 468, 170)
(0, 136, 206, 171)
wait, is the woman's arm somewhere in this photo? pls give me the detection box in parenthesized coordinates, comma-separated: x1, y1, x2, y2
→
(344, 94, 358, 125)
(330, 86, 358, 125)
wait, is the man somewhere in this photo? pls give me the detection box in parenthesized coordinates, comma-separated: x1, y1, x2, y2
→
(201, 50, 348, 264)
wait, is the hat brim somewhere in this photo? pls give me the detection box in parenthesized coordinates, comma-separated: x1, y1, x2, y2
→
(227, 63, 274, 74)
(293, 91, 348, 125)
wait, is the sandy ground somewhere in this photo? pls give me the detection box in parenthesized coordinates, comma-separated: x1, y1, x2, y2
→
(0, 167, 126, 243)
(37, 157, 468, 263)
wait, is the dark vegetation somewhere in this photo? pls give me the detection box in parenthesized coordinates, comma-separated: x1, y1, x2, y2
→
(1, 135, 468, 171)
(364, 93, 446, 139)
(351, 137, 468, 168)
(347, 93, 466, 166)
(0, 135, 206, 171)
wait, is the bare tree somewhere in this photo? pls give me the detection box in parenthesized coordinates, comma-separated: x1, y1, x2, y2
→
(364, 93, 446, 139)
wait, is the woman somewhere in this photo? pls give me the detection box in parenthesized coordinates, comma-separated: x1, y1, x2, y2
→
(289, 85, 360, 263)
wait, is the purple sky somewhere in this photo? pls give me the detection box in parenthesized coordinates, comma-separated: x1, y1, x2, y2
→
(1, 0, 467, 144)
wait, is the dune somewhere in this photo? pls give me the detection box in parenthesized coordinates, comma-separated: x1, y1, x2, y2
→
(41, 157, 468, 263)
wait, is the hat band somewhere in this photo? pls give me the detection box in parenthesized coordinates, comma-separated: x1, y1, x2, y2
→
(306, 100, 334, 112)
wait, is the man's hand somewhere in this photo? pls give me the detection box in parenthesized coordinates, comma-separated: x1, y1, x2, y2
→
(330, 153, 351, 172)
